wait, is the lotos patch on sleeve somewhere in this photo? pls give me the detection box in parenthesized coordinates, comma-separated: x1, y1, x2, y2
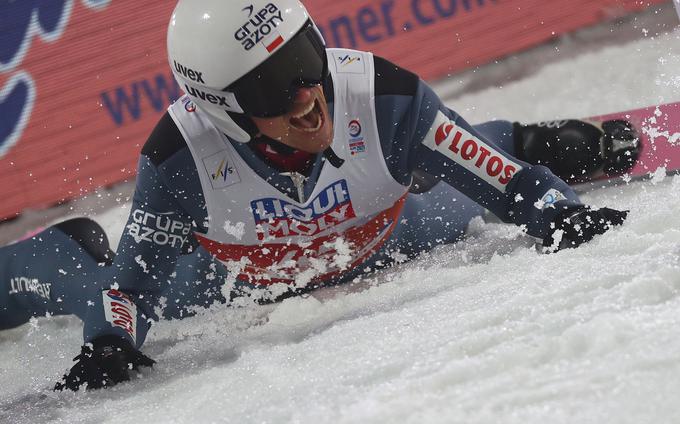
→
(102, 289, 138, 343)
(422, 111, 523, 192)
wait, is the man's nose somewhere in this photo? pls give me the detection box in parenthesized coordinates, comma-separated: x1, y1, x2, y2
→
(293, 86, 317, 104)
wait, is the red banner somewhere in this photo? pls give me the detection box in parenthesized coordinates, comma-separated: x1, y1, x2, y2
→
(0, 0, 668, 220)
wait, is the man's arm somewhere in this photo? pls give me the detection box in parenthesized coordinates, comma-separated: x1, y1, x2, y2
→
(56, 114, 200, 391)
(374, 55, 621, 242)
(84, 112, 199, 349)
(411, 107, 581, 239)
(82, 154, 195, 348)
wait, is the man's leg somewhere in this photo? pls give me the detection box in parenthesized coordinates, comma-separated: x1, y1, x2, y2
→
(513, 119, 640, 182)
(0, 218, 113, 330)
(472, 119, 640, 182)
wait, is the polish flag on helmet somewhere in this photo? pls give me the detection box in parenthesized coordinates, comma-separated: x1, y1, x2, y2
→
(262, 30, 284, 53)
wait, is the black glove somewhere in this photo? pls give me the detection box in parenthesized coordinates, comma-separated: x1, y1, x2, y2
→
(543, 206, 628, 252)
(54, 335, 155, 391)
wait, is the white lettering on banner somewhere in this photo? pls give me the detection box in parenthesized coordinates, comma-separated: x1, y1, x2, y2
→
(8, 277, 51, 300)
(126, 210, 192, 248)
(102, 289, 137, 341)
(422, 111, 523, 192)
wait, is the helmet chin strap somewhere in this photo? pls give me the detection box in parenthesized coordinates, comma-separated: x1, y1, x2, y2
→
(252, 134, 297, 155)
(323, 147, 345, 168)
(252, 135, 343, 164)
(250, 134, 344, 172)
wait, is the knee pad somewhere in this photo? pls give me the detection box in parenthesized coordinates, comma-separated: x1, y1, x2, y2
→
(54, 218, 115, 265)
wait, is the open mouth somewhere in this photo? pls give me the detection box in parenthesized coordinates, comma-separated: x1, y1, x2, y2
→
(289, 98, 323, 133)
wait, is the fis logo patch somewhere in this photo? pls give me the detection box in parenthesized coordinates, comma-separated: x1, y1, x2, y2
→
(339, 55, 360, 66)
(211, 158, 232, 182)
(251, 180, 356, 240)
(202, 150, 241, 189)
(334, 52, 365, 74)
(423, 111, 523, 192)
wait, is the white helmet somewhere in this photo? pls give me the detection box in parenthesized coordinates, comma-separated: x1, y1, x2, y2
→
(167, 0, 327, 142)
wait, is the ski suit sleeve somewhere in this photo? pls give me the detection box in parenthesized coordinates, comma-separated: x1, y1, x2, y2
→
(413, 103, 582, 238)
(82, 143, 195, 349)
(374, 56, 583, 239)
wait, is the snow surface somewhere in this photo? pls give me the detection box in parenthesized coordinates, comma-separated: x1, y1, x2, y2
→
(2, 21, 680, 424)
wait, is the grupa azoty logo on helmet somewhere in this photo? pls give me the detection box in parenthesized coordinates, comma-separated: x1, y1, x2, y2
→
(235, 3, 286, 52)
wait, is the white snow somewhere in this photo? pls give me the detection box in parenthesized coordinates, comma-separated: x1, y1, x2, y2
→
(2, 20, 680, 424)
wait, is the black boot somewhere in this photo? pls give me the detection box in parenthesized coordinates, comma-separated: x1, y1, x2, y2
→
(514, 119, 641, 183)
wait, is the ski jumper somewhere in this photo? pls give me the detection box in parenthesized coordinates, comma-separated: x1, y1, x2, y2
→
(172, 49, 410, 287)
(0, 50, 584, 348)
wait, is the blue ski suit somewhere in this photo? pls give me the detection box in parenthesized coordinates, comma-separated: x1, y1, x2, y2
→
(0, 51, 584, 349)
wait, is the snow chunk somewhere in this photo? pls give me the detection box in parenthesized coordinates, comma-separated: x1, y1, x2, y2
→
(329, 237, 353, 270)
(222, 220, 246, 240)
(135, 255, 149, 273)
(651, 166, 667, 185)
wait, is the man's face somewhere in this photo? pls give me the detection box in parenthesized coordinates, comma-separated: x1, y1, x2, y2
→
(250, 85, 333, 153)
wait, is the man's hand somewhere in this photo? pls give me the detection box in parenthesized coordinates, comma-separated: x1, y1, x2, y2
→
(543, 206, 628, 252)
(54, 335, 155, 391)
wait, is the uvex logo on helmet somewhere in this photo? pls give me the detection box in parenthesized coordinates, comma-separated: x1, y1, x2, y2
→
(181, 82, 244, 114)
(173, 60, 205, 83)
(234, 3, 285, 51)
